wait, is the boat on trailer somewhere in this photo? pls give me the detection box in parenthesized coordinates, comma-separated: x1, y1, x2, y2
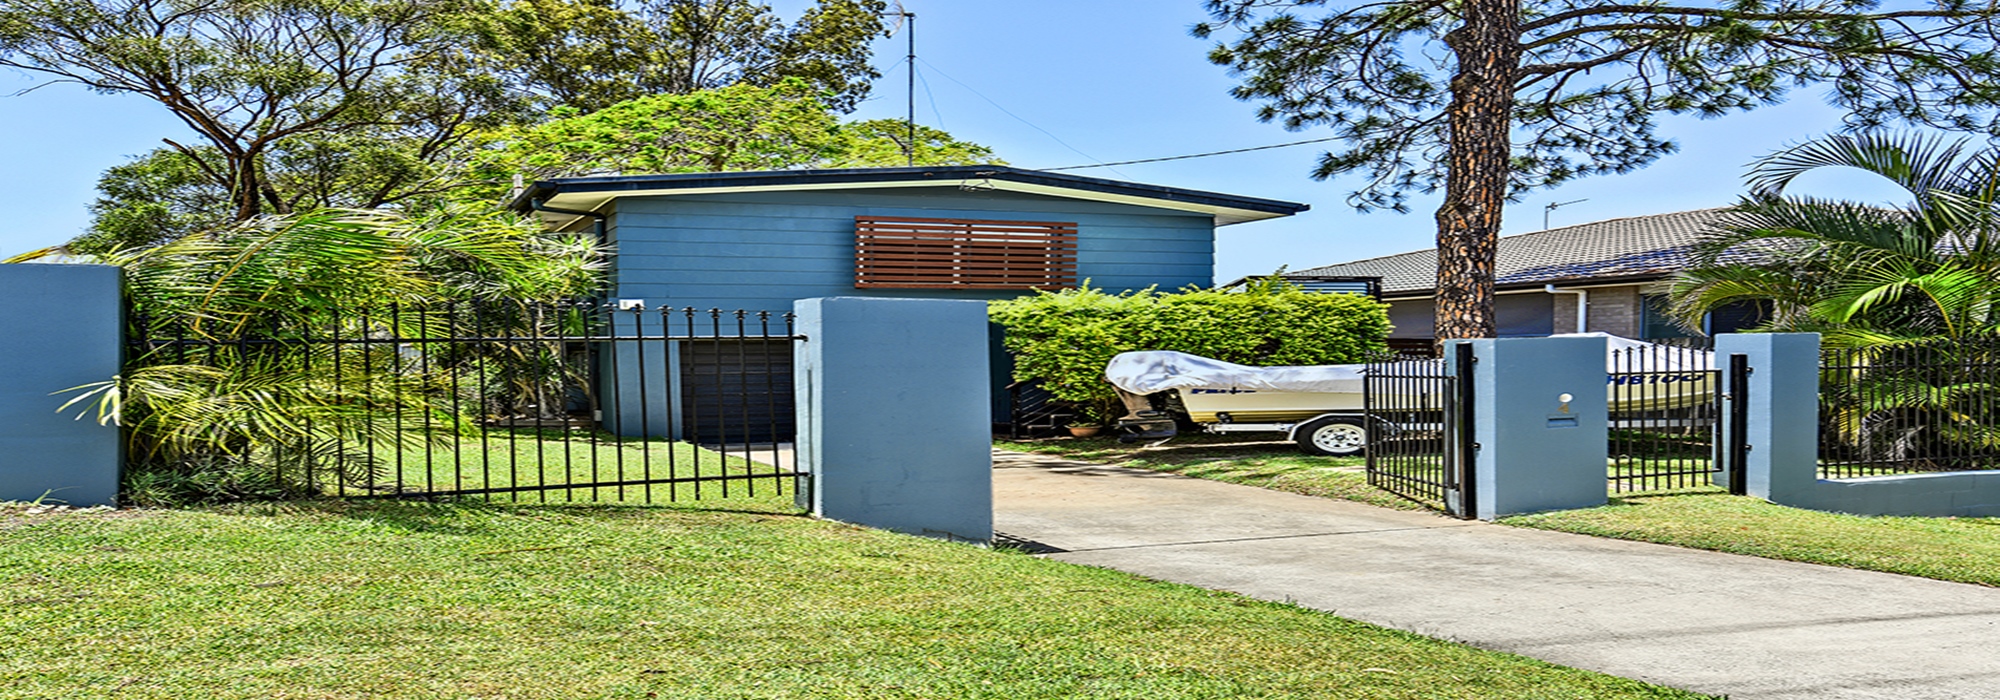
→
(1104, 333, 1715, 456)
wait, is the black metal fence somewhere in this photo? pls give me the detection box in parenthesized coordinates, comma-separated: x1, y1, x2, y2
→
(1819, 338, 2000, 478)
(1364, 353, 1472, 515)
(123, 301, 807, 503)
(1607, 338, 1723, 493)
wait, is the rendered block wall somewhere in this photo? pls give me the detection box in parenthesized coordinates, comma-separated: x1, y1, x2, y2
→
(793, 297, 992, 541)
(0, 264, 122, 506)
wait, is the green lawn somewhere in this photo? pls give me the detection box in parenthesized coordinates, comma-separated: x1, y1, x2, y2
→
(0, 502, 1703, 699)
(303, 429, 796, 505)
(1503, 493, 2000, 587)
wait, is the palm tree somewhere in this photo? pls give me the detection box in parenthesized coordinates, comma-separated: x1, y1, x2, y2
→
(1671, 133, 2000, 471)
(1670, 133, 2000, 349)
(38, 206, 607, 503)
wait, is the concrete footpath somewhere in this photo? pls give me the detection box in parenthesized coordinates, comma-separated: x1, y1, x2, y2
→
(992, 451, 2000, 699)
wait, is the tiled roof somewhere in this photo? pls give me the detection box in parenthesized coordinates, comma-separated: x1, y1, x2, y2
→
(1288, 208, 1731, 294)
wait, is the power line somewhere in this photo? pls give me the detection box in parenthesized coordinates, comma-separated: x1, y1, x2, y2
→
(1042, 136, 1344, 171)
(915, 57, 1130, 179)
(913, 62, 944, 129)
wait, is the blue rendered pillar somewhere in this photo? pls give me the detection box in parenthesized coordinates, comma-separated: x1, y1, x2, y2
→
(1714, 333, 1822, 504)
(0, 264, 122, 506)
(793, 297, 992, 542)
(1460, 335, 1610, 520)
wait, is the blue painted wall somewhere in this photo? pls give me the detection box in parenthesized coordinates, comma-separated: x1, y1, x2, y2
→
(592, 186, 1222, 437)
(1722, 332, 2000, 517)
(603, 187, 1218, 311)
(1458, 336, 1610, 520)
(794, 297, 992, 542)
(0, 264, 122, 506)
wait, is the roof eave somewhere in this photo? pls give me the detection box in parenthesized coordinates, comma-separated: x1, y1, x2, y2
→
(509, 166, 1308, 228)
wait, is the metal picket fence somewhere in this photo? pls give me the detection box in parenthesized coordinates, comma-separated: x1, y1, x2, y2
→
(124, 301, 807, 503)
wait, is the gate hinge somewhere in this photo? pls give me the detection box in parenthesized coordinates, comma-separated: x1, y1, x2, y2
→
(1743, 445, 1753, 452)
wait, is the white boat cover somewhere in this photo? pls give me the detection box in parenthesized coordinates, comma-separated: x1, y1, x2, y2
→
(1105, 351, 1367, 395)
(1551, 332, 1714, 371)
(1105, 333, 1711, 396)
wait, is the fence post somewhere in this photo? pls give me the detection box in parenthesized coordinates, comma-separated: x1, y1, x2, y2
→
(0, 264, 122, 507)
(1462, 335, 1610, 520)
(793, 297, 992, 542)
(1712, 333, 1821, 504)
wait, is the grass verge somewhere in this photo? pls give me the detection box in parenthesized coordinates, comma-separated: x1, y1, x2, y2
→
(995, 435, 1427, 512)
(0, 501, 1704, 699)
(1503, 492, 2000, 587)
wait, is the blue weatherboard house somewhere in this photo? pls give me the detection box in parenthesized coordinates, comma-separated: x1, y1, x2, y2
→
(509, 166, 1307, 439)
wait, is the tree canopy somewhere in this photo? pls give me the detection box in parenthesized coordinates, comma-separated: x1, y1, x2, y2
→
(464, 81, 1000, 204)
(469, 0, 889, 113)
(1198, 0, 2000, 340)
(67, 82, 999, 253)
(0, 0, 900, 236)
(0, 0, 514, 221)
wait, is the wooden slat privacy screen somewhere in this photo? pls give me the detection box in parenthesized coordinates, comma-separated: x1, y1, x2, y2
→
(854, 215, 1078, 290)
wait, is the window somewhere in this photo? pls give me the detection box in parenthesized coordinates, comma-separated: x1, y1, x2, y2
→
(1641, 294, 1698, 339)
(854, 216, 1077, 290)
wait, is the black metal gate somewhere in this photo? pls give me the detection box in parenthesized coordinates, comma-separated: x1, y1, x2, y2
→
(1364, 349, 1476, 517)
(125, 301, 808, 504)
(1607, 338, 1725, 493)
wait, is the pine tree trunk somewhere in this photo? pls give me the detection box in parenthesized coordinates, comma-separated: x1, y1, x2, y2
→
(1433, 0, 1521, 340)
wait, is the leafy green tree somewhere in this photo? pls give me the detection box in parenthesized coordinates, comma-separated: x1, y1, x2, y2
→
(1671, 132, 2000, 348)
(0, 0, 520, 222)
(75, 148, 234, 255)
(836, 119, 1001, 168)
(468, 0, 889, 113)
(1196, 0, 2000, 340)
(3, 0, 894, 245)
(76, 134, 470, 254)
(463, 82, 999, 204)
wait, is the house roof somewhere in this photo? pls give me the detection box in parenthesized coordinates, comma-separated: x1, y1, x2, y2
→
(510, 166, 1309, 229)
(1288, 208, 1732, 295)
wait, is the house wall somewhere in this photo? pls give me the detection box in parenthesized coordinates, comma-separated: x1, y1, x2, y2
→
(1384, 293, 1556, 338)
(604, 187, 1218, 312)
(1582, 285, 1643, 338)
(1385, 299, 1433, 339)
(595, 187, 1220, 437)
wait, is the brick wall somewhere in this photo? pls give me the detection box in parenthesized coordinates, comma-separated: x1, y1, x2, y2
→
(1584, 285, 1642, 338)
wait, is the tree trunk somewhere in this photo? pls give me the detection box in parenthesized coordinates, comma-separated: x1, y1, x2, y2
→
(229, 151, 264, 221)
(1433, 0, 1521, 340)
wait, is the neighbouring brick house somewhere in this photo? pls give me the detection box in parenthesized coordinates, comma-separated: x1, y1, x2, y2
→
(1284, 209, 1767, 343)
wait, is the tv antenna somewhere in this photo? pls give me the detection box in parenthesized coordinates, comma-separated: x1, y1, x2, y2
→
(883, 3, 917, 166)
(1544, 199, 1588, 229)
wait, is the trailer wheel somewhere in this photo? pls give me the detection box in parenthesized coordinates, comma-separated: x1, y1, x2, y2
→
(1296, 417, 1367, 456)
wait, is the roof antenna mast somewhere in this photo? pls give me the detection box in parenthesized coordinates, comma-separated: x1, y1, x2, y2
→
(883, 3, 917, 167)
(1544, 198, 1588, 230)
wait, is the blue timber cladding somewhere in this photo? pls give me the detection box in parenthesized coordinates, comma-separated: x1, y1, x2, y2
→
(603, 187, 1217, 311)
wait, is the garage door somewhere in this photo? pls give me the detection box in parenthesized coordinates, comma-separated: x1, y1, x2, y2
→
(680, 339, 796, 444)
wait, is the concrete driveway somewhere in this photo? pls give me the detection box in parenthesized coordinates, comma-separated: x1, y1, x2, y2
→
(993, 450, 2000, 699)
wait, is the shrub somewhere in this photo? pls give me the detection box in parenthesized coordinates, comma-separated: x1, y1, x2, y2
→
(989, 280, 1392, 414)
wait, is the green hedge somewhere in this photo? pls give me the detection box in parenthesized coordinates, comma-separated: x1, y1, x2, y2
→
(989, 281, 1393, 419)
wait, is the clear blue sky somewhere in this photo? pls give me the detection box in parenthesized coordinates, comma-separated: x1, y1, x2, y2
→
(0, 0, 1911, 280)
